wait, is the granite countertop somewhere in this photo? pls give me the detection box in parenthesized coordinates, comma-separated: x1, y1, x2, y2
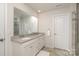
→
(11, 33, 45, 44)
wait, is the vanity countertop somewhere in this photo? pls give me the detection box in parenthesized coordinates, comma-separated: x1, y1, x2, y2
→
(11, 33, 45, 44)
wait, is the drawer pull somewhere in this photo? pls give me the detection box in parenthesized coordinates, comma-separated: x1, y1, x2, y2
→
(30, 46, 32, 48)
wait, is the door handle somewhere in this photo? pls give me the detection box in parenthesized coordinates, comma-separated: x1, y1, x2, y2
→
(54, 33, 56, 35)
(0, 38, 4, 42)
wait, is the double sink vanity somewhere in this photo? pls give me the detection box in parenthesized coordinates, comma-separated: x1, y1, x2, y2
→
(12, 8, 45, 56)
(11, 33, 45, 56)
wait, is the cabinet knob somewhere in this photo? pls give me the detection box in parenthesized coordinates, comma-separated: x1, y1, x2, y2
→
(30, 46, 32, 48)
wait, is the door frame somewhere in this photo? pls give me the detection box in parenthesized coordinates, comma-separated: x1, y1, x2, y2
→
(51, 12, 72, 51)
(0, 3, 6, 56)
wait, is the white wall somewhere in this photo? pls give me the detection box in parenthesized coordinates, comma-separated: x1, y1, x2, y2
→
(38, 4, 76, 51)
(5, 3, 37, 56)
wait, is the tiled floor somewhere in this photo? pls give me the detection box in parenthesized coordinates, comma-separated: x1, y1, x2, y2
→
(37, 50, 49, 56)
(37, 48, 74, 56)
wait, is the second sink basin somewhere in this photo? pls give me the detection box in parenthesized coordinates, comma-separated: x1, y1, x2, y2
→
(21, 37, 32, 41)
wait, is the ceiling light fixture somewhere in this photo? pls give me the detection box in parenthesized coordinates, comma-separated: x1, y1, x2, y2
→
(56, 4, 63, 7)
(37, 10, 41, 13)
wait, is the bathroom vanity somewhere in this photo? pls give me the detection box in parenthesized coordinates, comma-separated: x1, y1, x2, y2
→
(12, 8, 43, 56)
(11, 33, 45, 56)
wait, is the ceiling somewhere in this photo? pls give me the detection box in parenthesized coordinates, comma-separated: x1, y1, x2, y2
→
(25, 3, 72, 13)
(14, 8, 30, 18)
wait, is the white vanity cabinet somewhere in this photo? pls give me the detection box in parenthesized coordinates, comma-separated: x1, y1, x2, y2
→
(12, 35, 45, 56)
(23, 43, 37, 56)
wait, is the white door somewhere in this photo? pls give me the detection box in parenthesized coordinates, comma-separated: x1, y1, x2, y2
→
(54, 14, 70, 50)
(0, 3, 5, 56)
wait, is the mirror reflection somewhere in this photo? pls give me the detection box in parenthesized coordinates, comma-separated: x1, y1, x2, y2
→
(14, 8, 38, 36)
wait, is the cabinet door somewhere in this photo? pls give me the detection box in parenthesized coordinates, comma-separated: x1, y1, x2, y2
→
(24, 44, 34, 56)
(36, 37, 44, 51)
(23, 36, 45, 56)
(39, 36, 44, 47)
(33, 41, 39, 55)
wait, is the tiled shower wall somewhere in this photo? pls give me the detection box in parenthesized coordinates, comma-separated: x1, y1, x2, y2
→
(75, 3, 79, 56)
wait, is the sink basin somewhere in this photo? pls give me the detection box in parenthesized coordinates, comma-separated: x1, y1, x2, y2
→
(20, 33, 41, 41)
(19, 33, 41, 38)
(30, 32, 41, 35)
(12, 32, 44, 43)
(21, 37, 31, 41)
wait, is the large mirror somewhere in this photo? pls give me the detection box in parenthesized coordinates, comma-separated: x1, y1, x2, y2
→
(14, 8, 38, 36)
